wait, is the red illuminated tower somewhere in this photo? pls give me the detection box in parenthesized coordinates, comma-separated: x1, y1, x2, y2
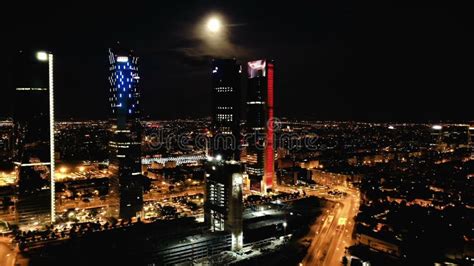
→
(246, 60, 275, 193)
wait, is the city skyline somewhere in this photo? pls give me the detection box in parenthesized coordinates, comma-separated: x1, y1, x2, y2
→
(1, 2, 473, 266)
(2, 2, 473, 121)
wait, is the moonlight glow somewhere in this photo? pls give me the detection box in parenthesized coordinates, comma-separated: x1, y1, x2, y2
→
(207, 17, 221, 33)
(36, 51, 48, 61)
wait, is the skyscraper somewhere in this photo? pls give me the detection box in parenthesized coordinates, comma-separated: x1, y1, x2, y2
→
(12, 50, 55, 229)
(108, 47, 143, 219)
(205, 59, 244, 251)
(204, 160, 243, 251)
(210, 59, 242, 161)
(246, 59, 275, 193)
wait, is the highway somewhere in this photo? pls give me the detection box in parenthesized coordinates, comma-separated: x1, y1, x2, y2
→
(143, 187, 203, 201)
(0, 237, 28, 266)
(296, 185, 360, 266)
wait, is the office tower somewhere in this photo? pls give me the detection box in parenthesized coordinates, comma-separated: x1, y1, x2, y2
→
(12, 50, 55, 229)
(204, 60, 243, 251)
(210, 59, 242, 161)
(204, 161, 243, 251)
(108, 47, 143, 219)
(245, 59, 275, 193)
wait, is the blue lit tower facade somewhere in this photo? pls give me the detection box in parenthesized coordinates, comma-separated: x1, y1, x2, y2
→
(12, 50, 55, 229)
(108, 48, 143, 219)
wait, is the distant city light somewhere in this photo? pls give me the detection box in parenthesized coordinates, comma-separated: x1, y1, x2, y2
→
(207, 17, 221, 33)
(388, 125, 395, 130)
(36, 51, 48, 61)
(216, 154, 222, 161)
(59, 167, 68, 174)
(432, 125, 443, 130)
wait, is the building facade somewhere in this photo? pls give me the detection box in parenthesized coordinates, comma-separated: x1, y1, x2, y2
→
(206, 59, 244, 251)
(108, 47, 143, 219)
(204, 161, 243, 251)
(12, 50, 55, 229)
(153, 232, 232, 265)
(245, 59, 275, 193)
(210, 59, 242, 161)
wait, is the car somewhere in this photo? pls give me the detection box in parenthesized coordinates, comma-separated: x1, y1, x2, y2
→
(244, 250, 254, 255)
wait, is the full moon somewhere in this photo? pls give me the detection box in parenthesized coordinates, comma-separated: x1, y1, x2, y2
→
(207, 17, 221, 33)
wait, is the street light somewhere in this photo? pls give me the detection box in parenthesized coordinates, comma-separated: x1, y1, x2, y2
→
(59, 167, 68, 174)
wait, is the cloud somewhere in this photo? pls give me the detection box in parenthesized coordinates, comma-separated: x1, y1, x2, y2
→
(168, 49, 212, 68)
(171, 16, 251, 67)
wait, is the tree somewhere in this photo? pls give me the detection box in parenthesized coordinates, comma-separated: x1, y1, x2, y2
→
(342, 256, 348, 265)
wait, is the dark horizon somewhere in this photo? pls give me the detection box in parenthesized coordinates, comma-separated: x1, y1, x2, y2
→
(2, 1, 473, 122)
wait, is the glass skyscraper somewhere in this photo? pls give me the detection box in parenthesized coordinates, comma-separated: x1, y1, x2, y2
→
(205, 59, 244, 251)
(12, 50, 55, 229)
(210, 59, 242, 161)
(107, 47, 143, 219)
(246, 59, 275, 193)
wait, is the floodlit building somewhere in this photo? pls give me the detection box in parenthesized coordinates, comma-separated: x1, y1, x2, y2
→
(204, 161, 243, 251)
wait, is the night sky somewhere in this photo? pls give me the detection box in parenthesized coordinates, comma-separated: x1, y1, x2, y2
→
(3, 1, 473, 122)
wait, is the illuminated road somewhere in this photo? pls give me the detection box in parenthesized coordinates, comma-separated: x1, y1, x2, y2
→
(143, 187, 203, 201)
(0, 237, 28, 266)
(56, 186, 204, 213)
(0, 242, 16, 266)
(295, 186, 360, 266)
